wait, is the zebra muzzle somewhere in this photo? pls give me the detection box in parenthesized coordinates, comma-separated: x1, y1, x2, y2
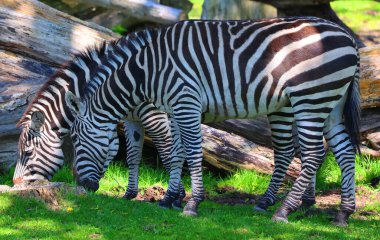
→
(78, 179, 99, 192)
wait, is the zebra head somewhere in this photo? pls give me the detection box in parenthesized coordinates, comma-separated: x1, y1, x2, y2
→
(14, 111, 65, 185)
(65, 91, 118, 192)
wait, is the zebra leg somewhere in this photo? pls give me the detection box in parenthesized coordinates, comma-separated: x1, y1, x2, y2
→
(165, 117, 186, 210)
(171, 108, 204, 216)
(324, 122, 356, 227)
(134, 104, 186, 209)
(255, 108, 295, 211)
(300, 175, 317, 208)
(272, 119, 325, 223)
(122, 120, 144, 200)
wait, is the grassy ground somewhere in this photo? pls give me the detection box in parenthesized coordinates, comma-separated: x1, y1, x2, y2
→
(331, 1, 380, 32)
(1, 1, 380, 239)
(1, 153, 380, 240)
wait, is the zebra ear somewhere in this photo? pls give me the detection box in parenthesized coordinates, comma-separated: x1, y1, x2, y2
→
(65, 91, 81, 116)
(30, 111, 45, 131)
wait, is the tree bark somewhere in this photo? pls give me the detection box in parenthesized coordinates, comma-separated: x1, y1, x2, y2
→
(73, 0, 187, 25)
(0, 0, 119, 170)
(1, 0, 379, 178)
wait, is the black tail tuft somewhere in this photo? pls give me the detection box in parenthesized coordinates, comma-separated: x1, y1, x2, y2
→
(344, 60, 361, 154)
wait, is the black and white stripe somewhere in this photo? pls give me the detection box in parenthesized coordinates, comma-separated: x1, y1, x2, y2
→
(14, 41, 185, 198)
(66, 17, 360, 224)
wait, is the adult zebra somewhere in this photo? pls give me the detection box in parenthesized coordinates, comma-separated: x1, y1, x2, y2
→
(66, 17, 360, 225)
(13, 40, 186, 206)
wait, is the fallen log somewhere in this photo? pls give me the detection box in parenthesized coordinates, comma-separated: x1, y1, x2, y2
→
(0, 0, 119, 170)
(0, 0, 379, 178)
(201, 126, 301, 179)
(143, 125, 301, 179)
(74, 0, 187, 25)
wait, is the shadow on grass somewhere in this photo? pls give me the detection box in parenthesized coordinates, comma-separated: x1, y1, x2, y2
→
(0, 191, 379, 240)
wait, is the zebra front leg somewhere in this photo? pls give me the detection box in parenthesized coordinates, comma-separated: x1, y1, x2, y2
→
(300, 175, 317, 209)
(272, 121, 325, 223)
(325, 122, 356, 227)
(173, 110, 204, 216)
(161, 117, 186, 210)
(255, 110, 295, 211)
(123, 121, 144, 200)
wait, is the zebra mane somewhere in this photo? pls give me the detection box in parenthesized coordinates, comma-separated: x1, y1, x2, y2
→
(17, 28, 157, 127)
(82, 28, 156, 99)
(17, 39, 118, 127)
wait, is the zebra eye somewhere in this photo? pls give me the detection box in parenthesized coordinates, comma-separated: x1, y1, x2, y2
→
(24, 144, 34, 152)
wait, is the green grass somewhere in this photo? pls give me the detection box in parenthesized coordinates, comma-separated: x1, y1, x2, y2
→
(188, 0, 204, 19)
(217, 170, 271, 195)
(331, 0, 380, 32)
(0, 185, 379, 240)
(1, 153, 380, 239)
(187, 0, 380, 34)
(316, 153, 380, 191)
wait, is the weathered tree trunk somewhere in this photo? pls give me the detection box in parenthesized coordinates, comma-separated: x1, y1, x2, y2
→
(1, 0, 380, 179)
(201, 125, 301, 179)
(72, 0, 187, 24)
(40, 0, 190, 32)
(0, 0, 119, 170)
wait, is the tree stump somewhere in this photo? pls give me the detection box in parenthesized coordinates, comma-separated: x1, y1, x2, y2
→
(0, 180, 86, 210)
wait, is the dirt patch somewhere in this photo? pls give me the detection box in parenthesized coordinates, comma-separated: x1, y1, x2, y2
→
(131, 185, 380, 210)
(211, 191, 259, 205)
(134, 186, 167, 202)
(315, 186, 380, 210)
(358, 30, 380, 46)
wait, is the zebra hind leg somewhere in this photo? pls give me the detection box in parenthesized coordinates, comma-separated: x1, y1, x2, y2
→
(255, 108, 295, 211)
(325, 122, 356, 227)
(272, 118, 325, 223)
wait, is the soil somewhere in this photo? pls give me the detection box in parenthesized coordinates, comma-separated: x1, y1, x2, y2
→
(359, 30, 380, 46)
(134, 184, 380, 220)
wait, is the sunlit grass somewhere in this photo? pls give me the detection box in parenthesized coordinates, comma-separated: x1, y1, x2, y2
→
(217, 170, 271, 195)
(331, 0, 380, 32)
(317, 152, 380, 191)
(188, 0, 204, 19)
(1, 153, 380, 239)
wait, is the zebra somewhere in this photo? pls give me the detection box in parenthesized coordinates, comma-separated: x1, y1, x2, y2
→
(65, 17, 360, 226)
(13, 41, 186, 206)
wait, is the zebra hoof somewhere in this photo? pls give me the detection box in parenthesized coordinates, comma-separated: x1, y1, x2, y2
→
(122, 191, 138, 200)
(158, 200, 173, 209)
(183, 208, 198, 216)
(300, 199, 316, 210)
(183, 200, 199, 217)
(253, 205, 268, 212)
(332, 211, 350, 227)
(272, 206, 291, 223)
(254, 197, 272, 212)
(172, 200, 183, 210)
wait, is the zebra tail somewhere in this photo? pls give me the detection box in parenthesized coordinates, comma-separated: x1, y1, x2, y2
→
(344, 57, 361, 154)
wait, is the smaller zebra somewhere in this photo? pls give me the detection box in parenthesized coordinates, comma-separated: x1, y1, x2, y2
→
(13, 40, 186, 206)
